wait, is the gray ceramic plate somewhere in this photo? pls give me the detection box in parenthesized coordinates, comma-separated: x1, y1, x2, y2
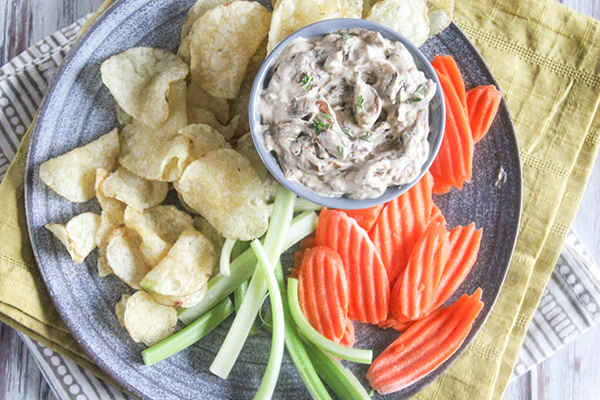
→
(24, 0, 522, 398)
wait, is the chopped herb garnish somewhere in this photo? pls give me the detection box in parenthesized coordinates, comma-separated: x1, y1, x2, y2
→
(308, 119, 328, 135)
(320, 112, 331, 120)
(343, 34, 349, 42)
(415, 84, 426, 93)
(300, 73, 314, 90)
(337, 146, 344, 157)
(406, 98, 422, 104)
(355, 95, 364, 109)
(342, 126, 351, 136)
(336, 172, 345, 179)
(361, 132, 373, 143)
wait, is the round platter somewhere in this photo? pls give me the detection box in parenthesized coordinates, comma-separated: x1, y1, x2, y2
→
(24, 1, 522, 398)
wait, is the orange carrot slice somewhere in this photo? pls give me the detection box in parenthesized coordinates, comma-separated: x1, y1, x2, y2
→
(298, 246, 349, 343)
(369, 172, 434, 285)
(430, 203, 446, 226)
(466, 85, 502, 143)
(367, 289, 483, 394)
(429, 73, 474, 194)
(336, 204, 385, 233)
(338, 319, 355, 348)
(298, 235, 317, 251)
(316, 208, 390, 324)
(377, 317, 415, 332)
(431, 55, 467, 113)
(433, 223, 482, 309)
(389, 220, 450, 322)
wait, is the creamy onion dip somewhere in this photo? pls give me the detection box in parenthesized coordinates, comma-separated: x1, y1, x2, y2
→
(259, 28, 436, 199)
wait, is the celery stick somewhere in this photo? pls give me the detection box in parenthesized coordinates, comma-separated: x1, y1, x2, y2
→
(294, 198, 323, 213)
(178, 211, 317, 325)
(234, 280, 249, 314)
(251, 240, 285, 400)
(220, 239, 236, 276)
(287, 279, 372, 364)
(142, 298, 233, 366)
(302, 338, 371, 400)
(210, 187, 295, 379)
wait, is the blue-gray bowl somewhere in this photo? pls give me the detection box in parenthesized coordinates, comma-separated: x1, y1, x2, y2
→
(249, 18, 445, 210)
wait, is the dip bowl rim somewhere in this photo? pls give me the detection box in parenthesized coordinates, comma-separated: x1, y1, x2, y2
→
(249, 18, 446, 210)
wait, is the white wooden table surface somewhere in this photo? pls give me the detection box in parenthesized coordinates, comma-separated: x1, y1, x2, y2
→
(0, 0, 599, 399)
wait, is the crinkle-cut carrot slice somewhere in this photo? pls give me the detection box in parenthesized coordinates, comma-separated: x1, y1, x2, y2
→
(466, 85, 502, 143)
(389, 220, 450, 322)
(431, 55, 467, 113)
(433, 223, 482, 310)
(336, 204, 385, 233)
(367, 289, 483, 394)
(377, 317, 415, 332)
(298, 235, 317, 251)
(430, 203, 446, 226)
(338, 319, 355, 348)
(429, 72, 474, 194)
(316, 208, 390, 324)
(369, 172, 434, 285)
(298, 246, 349, 343)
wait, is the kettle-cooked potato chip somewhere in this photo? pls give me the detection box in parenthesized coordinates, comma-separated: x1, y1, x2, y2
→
(236, 133, 278, 202)
(119, 81, 191, 182)
(45, 212, 101, 263)
(177, 149, 269, 240)
(187, 81, 230, 125)
(177, 35, 192, 64)
(229, 40, 266, 140)
(124, 205, 194, 268)
(124, 291, 177, 346)
(193, 216, 225, 261)
(187, 107, 240, 141)
(115, 103, 133, 126)
(101, 167, 169, 212)
(189, 1, 271, 99)
(140, 229, 216, 296)
(101, 47, 188, 128)
(362, 0, 378, 16)
(115, 294, 131, 327)
(427, 0, 454, 35)
(267, 0, 361, 53)
(150, 284, 208, 308)
(179, 124, 231, 161)
(366, 0, 431, 46)
(181, 0, 234, 39)
(95, 168, 126, 277)
(40, 129, 119, 203)
(106, 226, 150, 290)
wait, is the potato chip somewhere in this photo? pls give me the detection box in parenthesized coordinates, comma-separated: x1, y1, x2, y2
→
(95, 168, 126, 277)
(115, 103, 133, 126)
(124, 205, 194, 268)
(106, 226, 150, 290)
(39, 129, 119, 202)
(45, 212, 101, 263)
(179, 124, 231, 160)
(366, 0, 431, 46)
(181, 0, 234, 39)
(101, 167, 169, 212)
(229, 40, 266, 140)
(193, 216, 225, 260)
(177, 149, 268, 240)
(140, 229, 216, 296)
(101, 47, 188, 128)
(187, 107, 240, 141)
(189, 1, 271, 99)
(115, 294, 131, 327)
(428, 0, 454, 35)
(362, 0, 379, 16)
(177, 35, 192, 65)
(267, 0, 361, 53)
(177, 190, 200, 215)
(235, 133, 278, 202)
(119, 81, 191, 182)
(150, 284, 207, 308)
(124, 290, 177, 346)
(187, 81, 229, 125)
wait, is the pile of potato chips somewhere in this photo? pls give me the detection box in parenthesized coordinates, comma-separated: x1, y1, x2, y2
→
(40, 0, 454, 347)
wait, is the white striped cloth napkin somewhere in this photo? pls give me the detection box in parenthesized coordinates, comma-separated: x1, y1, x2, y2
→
(1, 16, 600, 400)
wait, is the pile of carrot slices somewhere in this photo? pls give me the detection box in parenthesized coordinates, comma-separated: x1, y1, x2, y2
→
(289, 54, 501, 395)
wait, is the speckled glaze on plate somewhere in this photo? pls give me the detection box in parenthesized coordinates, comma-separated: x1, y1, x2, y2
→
(24, 0, 522, 398)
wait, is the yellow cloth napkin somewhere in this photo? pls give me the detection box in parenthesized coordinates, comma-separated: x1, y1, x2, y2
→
(0, 0, 599, 398)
